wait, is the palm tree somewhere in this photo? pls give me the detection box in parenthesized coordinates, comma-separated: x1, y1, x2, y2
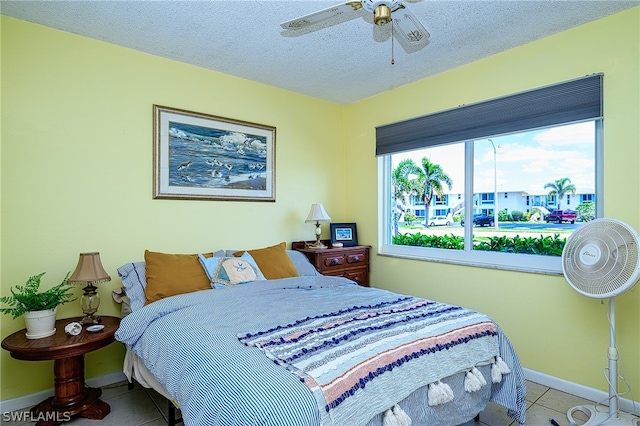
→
(416, 157, 453, 227)
(391, 159, 422, 234)
(544, 177, 576, 210)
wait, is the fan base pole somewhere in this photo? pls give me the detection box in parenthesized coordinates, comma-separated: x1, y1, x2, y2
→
(567, 405, 640, 425)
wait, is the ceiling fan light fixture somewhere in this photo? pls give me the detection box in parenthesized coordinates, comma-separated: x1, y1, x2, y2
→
(373, 4, 392, 26)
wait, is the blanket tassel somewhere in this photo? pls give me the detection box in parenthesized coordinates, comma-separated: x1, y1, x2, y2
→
(464, 370, 483, 393)
(472, 367, 487, 386)
(491, 362, 502, 383)
(427, 380, 453, 406)
(496, 356, 511, 374)
(491, 356, 511, 384)
(382, 404, 412, 426)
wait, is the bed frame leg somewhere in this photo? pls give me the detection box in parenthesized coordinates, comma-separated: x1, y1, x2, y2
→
(168, 400, 184, 426)
(475, 413, 480, 422)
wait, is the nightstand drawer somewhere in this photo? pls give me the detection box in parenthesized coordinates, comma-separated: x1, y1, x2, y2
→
(323, 267, 369, 287)
(343, 268, 369, 287)
(320, 249, 367, 271)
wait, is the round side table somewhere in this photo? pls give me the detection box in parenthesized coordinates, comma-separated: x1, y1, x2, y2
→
(1, 315, 120, 426)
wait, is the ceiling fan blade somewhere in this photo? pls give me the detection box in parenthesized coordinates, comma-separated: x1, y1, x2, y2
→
(280, 2, 363, 30)
(391, 4, 430, 46)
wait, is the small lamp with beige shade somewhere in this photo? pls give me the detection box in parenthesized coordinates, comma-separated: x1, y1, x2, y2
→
(68, 252, 111, 324)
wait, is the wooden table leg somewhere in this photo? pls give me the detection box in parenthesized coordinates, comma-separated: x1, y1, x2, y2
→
(30, 355, 110, 426)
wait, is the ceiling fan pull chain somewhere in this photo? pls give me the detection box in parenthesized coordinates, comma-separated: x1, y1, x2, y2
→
(391, 19, 395, 65)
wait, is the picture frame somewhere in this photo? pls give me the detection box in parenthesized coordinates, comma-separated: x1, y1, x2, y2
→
(153, 105, 276, 201)
(330, 222, 359, 247)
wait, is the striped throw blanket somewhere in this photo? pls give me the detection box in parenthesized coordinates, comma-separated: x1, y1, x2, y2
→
(239, 296, 500, 426)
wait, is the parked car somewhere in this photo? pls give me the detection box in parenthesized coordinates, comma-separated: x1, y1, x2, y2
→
(545, 210, 577, 224)
(460, 214, 494, 227)
(428, 215, 451, 226)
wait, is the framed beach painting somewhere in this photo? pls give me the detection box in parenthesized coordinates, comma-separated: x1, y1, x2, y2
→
(153, 105, 276, 201)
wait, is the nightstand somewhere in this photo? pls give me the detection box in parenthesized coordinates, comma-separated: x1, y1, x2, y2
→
(1, 315, 120, 426)
(292, 241, 371, 287)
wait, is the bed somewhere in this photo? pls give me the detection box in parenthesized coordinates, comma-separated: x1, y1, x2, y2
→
(114, 243, 527, 426)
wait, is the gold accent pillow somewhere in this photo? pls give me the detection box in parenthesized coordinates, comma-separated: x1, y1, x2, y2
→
(233, 242, 299, 279)
(144, 250, 213, 305)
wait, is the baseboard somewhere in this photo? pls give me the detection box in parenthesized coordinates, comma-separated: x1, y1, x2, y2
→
(524, 368, 640, 416)
(0, 370, 127, 414)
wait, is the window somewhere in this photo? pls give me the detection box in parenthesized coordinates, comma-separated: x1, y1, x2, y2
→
(377, 75, 603, 274)
(434, 195, 447, 205)
(480, 193, 494, 205)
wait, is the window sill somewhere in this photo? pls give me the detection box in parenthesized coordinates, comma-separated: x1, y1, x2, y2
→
(378, 244, 563, 275)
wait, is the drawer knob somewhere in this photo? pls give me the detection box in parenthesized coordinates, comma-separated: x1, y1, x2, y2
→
(346, 255, 362, 264)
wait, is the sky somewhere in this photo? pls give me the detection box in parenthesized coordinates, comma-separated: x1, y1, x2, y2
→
(392, 121, 596, 196)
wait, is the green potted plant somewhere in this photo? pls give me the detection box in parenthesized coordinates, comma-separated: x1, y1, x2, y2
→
(1, 272, 76, 339)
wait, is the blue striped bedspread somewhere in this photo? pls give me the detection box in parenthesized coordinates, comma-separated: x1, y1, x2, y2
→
(115, 275, 526, 425)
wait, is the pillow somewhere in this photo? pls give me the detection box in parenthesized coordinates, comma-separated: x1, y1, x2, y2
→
(233, 242, 299, 279)
(238, 252, 266, 280)
(199, 252, 264, 288)
(144, 250, 214, 305)
(286, 250, 320, 276)
(117, 261, 147, 311)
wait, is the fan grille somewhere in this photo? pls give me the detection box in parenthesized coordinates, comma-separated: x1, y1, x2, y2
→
(562, 218, 640, 298)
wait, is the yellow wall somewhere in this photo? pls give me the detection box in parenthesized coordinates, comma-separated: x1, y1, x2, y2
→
(345, 6, 640, 395)
(0, 16, 345, 399)
(2, 6, 640, 402)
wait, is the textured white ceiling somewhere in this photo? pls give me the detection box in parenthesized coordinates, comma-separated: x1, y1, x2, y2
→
(2, 0, 638, 104)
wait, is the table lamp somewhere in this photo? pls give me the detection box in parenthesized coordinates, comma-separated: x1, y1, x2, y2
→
(305, 203, 331, 249)
(68, 252, 111, 324)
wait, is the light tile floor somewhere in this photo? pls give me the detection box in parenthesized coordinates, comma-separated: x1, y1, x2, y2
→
(1, 380, 633, 426)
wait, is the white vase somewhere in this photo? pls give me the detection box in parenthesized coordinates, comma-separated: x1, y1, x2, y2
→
(24, 307, 57, 339)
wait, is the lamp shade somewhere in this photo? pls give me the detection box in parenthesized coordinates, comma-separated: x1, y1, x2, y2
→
(68, 252, 111, 285)
(305, 203, 331, 223)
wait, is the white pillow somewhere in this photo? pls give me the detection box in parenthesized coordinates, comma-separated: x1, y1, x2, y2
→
(117, 261, 147, 311)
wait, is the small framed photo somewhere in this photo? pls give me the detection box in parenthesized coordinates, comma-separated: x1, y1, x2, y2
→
(330, 223, 358, 247)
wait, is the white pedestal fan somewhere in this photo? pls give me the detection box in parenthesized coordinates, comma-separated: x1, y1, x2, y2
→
(562, 218, 640, 426)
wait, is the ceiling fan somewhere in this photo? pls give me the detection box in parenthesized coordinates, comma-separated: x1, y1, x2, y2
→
(280, 0, 430, 48)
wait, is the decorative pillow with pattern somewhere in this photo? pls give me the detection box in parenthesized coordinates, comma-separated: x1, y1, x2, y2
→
(199, 253, 264, 288)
